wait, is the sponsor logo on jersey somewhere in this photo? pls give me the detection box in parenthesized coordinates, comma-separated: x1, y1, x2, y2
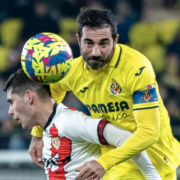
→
(133, 84, 158, 104)
(135, 66, 146, 76)
(112, 112, 130, 121)
(85, 101, 129, 113)
(51, 137, 60, 150)
(110, 79, 122, 95)
(80, 87, 89, 93)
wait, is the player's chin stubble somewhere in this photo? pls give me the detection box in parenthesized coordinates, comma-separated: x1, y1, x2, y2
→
(82, 48, 115, 70)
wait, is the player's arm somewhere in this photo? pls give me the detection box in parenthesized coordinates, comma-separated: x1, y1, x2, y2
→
(66, 110, 160, 180)
(75, 117, 161, 180)
(104, 122, 161, 180)
(95, 61, 161, 171)
(95, 108, 160, 169)
(28, 136, 44, 168)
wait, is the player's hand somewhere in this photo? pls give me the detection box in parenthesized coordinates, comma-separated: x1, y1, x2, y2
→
(75, 160, 105, 180)
(28, 136, 44, 168)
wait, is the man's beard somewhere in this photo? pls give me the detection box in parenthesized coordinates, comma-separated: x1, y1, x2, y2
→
(81, 45, 115, 70)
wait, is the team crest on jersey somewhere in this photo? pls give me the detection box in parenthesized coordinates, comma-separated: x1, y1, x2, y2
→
(110, 79, 122, 95)
(51, 137, 60, 150)
(133, 84, 158, 104)
(142, 84, 154, 102)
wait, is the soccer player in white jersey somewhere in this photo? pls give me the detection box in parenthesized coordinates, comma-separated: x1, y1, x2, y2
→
(4, 69, 161, 180)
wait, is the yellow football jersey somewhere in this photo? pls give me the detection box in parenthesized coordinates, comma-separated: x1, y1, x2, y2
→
(34, 44, 180, 177)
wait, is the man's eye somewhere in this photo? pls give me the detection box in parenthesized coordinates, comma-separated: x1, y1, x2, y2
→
(100, 42, 108, 46)
(86, 42, 92, 45)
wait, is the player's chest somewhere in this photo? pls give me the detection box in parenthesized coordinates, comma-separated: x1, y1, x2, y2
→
(72, 69, 137, 131)
(43, 124, 72, 157)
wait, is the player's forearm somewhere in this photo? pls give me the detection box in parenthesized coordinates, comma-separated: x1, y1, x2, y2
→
(96, 108, 160, 171)
(96, 128, 158, 170)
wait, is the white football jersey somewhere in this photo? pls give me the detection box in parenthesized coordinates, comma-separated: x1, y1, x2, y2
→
(42, 103, 107, 180)
(42, 103, 161, 180)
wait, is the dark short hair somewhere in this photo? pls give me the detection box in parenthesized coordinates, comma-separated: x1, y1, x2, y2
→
(77, 8, 117, 40)
(3, 69, 51, 100)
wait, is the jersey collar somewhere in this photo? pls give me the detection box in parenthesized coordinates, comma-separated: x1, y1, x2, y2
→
(44, 102, 58, 130)
(109, 44, 122, 67)
(83, 44, 122, 69)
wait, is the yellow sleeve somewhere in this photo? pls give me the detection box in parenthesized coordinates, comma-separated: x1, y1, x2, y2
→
(31, 126, 44, 137)
(50, 82, 67, 104)
(96, 59, 160, 170)
(96, 107, 160, 171)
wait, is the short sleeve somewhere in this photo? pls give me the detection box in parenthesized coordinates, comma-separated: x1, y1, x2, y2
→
(50, 81, 67, 104)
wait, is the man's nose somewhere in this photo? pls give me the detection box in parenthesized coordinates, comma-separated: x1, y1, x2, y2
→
(8, 107, 14, 116)
(92, 45, 101, 57)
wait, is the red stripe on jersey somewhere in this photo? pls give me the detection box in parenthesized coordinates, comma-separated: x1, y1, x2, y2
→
(66, 107, 78, 111)
(47, 124, 71, 180)
(98, 119, 109, 145)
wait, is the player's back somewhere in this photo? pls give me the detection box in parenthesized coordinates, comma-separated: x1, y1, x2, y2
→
(42, 103, 101, 180)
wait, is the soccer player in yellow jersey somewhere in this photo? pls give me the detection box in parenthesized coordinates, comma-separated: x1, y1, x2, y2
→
(29, 9, 180, 179)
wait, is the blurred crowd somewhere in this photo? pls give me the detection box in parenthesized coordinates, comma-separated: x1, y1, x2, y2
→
(0, 0, 180, 150)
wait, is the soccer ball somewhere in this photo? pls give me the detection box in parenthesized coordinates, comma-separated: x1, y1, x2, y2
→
(21, 32, 73, 84)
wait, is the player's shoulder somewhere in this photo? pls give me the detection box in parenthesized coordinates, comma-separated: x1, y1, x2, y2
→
(118, 44, 153, 72)
(53, 104, 92, 136)
(64, 56, 84, 80)
(56, 56, 84, 87)
(56, 103, 79, 116)
(71, 56, 84, 69)
(54, 103, 86, 125)
(120, 44, 151, 66)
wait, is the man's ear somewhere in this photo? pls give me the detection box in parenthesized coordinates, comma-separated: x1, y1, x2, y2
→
(25, 90, 34, 105)
(114, 34, 119, 45)
(76, 33, 80, 46)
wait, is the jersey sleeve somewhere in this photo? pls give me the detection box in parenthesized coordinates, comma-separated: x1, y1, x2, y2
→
(103, 124, 132, 147)
(31, 126, 44, 137)
(102, 124, 161, 180)
(50, 64, 74, 103)
(50, 82, 67, 104)
(60, 109, 110, 145)
(96, 60, 161, 171)
(126, 60, 159, 110)
(96, 105, 160, 171)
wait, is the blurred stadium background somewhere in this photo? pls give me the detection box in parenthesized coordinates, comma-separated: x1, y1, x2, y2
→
(0, 0, 180, 179)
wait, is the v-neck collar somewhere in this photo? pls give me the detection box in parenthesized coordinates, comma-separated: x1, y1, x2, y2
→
(44, 103, 58, 130)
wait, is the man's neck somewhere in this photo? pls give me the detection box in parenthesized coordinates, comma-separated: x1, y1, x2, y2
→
(34, 99, 55, 128)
